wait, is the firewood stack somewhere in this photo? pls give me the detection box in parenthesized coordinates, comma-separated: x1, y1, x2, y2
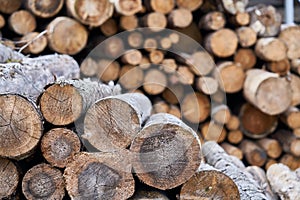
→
(0, 0, 300, 199)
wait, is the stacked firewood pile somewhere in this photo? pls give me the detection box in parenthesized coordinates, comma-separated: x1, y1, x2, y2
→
(0, 0, 300, 199)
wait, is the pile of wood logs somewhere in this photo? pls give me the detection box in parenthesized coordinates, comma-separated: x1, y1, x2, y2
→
(1, 0, 300, 199)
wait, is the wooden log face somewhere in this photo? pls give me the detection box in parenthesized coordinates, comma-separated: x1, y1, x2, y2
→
(0, 0, 22, 14)
(26, 0, 64, 18)
(279, 26, 300, 60)
(0, 94, 42, 159)
(0, 158, 19, 199)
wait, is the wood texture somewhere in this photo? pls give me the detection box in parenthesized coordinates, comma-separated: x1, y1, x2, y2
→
(279, 26, 300, 59)
(0, 0, 22, 14)
(113, 0, 142, 16)
(0, 158, 19, 199)
(8, 10, 36, 35)
(25, 0, 64, 18)
(255, 37, 287, 62)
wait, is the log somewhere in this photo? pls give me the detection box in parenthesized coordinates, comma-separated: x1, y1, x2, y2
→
(96, 59, 120, 82)
(280, 154, 300, 170)
(266, 58, 290, 76)
(152, 99, 169, 114)
(236, 26, 257, 47)
(0, 94, 43, 160)
(103, 36, 125, 58)
(281, 107, 300, 129)
(180, 170, 239, 199)
(248, 4, 281, 37)
(204, 28, 238, 58)
(46, 17, 88, 55)
(265, 159, 277, 170)
(83, 93, 152, 152)
(181, 92, 210, 123)
(279, 26, 300, 60)
(202, 141, 268, 199)
(25, 0, 64, 18)
(199, 11, 226, 31)
(122, 49, 142, 65)
(184, 51, 215, 76)
(113, 0, 142, 16)
(227, 130, 243, 144)
(128, 32, 144, 48)
(195, 76, 218, 95)
(0, 14, 5, 29)
(143, 12, 167, 31)
(255, 37, 287, 62)
(243, 69, 292, 115)
(226, 115, 240, 131)
(169, 32, 180, 44)
(149, 50, 164, 64)
(120, 15, 138, 30)
(119, 65, 144, 90)
(100, 18, 118, 36)
(19, 32, 48, 54)
(211, 88, 225, 104)
(267, 163, 300, 200)
(211, 104, 231, 124)
(217, 0, 248, 14)
(41, 128, 81, 168)
(39, 79, 121, 125)
(168, 105, 181, 118)
(143, 69, 167, 95)
(221, 142, 243, 160)
(146, 0, 174, 14)
(0, 158, 19, 199)
(230, 12, 250, 26)
(64, 152, 134, 200)
(177, 65, 194, 85)
(239, 103, 278, 138)
(257, 138, 282, 159)
(160, 58, 177, 73)
(129, 189, 169, 200)
(143, 38, 158, 52)
(130, 113, 201, 190)
(8, 10, 36, 35)
(234, 48, 257, 70)
(246, 166, 278, 200)
(0, 0, 21, 14)
(66, 0, 114, 26)
(215, 61, 245, 93)
(176, 0, 203, 11)
(80, 57, 98, 77)
(162, 83, 183, 104)
(294, 128, 300, 138)
(22, 163, 65, 200)
(239, 139, 267, 167)
(168, 8, 193, 28)
(291, 59, 300, 75)
(290, 73, 300, 106)
(201, 121, 227, 143)
(159, 37, 172, 49)
(272, 129, 300, 157)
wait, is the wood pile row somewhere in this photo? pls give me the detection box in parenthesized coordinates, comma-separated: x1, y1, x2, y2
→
(0, 0, 300, 199)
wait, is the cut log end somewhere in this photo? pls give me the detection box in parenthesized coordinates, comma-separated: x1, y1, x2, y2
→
(26, 0, 64, 18)
(9, 10, 36, 35)
(176, 0, 203, 11)
(0, 158, 19, 199)
(114, 0, 142, 16)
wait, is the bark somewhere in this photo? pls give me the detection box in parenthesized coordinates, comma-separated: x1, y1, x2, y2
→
(279, 25, 300, 59)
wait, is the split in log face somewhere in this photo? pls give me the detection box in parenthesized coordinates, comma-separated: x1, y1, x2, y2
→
(26, 0, 64, 18)
(0, 158, 19, 199)
(130, 113, 201, 190)
(22, 163, 65, 200)
(0, 94, 43, 160)
(180, 170, 240, 200)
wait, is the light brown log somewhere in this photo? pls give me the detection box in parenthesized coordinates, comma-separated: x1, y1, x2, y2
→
(0, 0, 21, 14)
(267, 163, 300, 199)
(146, 0, 174, 14)
(211, 88, 226, 104)
(143, 69, 167, 95)
(215, 61, 245, 93)
(80, 57, 98, 77)
(47, 17, 88, 55)
(0, 94, 43, 160)
(64, 152, 134, 200)
(83, 93, 152, 152)
(201, 121, 227, 143)
(159, 37, 172, 49)
(290, 73, 300, 106)
(121, 49, 142, 65)
(195, 76, 219, 95)
(294, 128, 300, 138)
(236, 26, 257, 47)
(143, 12, 167, 31)
(139, 56, 151, 69)
(152, 99, 169, 114)
(100, 18, 118, 36)
(19, 32, 48, 54)
(266, 58, 290, 76)
(41, 128, 81, 168)
(243, 69, 292, 115)
(217, 0, 248, 14)
(221, 142, 243, 160)
(143, 38, 158, 52)
(177, 65, 194, 85)
(257, 138, 282, 159)
(265, 159, 277, 170)
(204, 28, 238, 58)
(202, 141, 268, 199)
(129, 189, 169, 200)
(0, 158, 19, 199)
(22, 163, 65, 200)
(96, 59, 120, 82)
(168, 8, 193, 28)
(0, 14, 5, 29)
(183, 51, 215, 76)
(25, 0, 64, 18)
(211, 104, 231, 124)
(169, 32, 180, 44)
(248, 5, 281, 37)
(255, 37, 287, 62)
(160, 58, 177, 73)
(149, 50, 164, 64)
(230, 12, 250, 26)
(279, 26, 300, 59)
(120, 15, 138, 30)
(130, 113, 201, 190)
(239, 103, 277, 138)
(181, 92, 210, 123)
(40, 79, 121, 126)
(281, 107, 300, 129)
(176, 0, 203, 11)
(8, 10, 36, 35)
(227, 130, 243, 145)
(104, 36, 125, 58)
(168, 105, 181, 118)
(272, 129, 300, 157)
(280, 154, 300, 170)
(119, 65, 144, 90)
(113, 0, 142, 16)
(180, 170, 239, 199)
(66, 0, 114, 26)
(162, 83, 183, 104)
(234, 48, 257, 70)
(239, 139, 267, 167)
(199, 11, 226, 31)
(226, 115, 240, 131)
(291, 59, 300, 75)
